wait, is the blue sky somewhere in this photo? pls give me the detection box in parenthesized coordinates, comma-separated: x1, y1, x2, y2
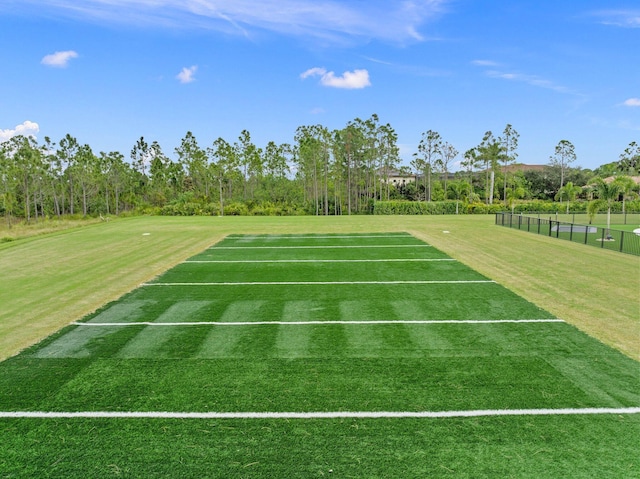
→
(1, 0, 638, 170)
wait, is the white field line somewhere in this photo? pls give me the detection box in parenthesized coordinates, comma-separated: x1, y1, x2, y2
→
(74, 319, 565, 327)
(142, 280, 495, 286)
(210, 245, 432, 250)
(2, 408, 639, 419)
(185, 259, 456, 264)
(226, 235, 411, 239)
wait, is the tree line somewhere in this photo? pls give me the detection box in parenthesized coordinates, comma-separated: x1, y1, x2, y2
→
(1, 114, 638, 225)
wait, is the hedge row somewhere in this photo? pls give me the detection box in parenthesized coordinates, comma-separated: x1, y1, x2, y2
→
(145, 201, 307, 217)
(373, 199, 640, 215)
(138, 198, 640, 217)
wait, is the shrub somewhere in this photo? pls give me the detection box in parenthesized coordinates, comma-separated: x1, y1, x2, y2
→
(223, 202, 249, 216)
(374, 200, 504, 215)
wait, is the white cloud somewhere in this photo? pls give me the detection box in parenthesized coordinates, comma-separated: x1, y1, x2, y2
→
(473, 60, 578, 95)
(590, 10, 640, 28)
(484, 69, 577, 95)
(363, 56, 394, 66)
(15, 0, 450, 45)
(300, 67, 327, 80)
(623, 98, 640, 107)
(41, 50, 78, 67)
(0, 121, 40, 142)
(471, 59, 499, 67)
(301, 67, 371, 89)
(177, 65, 197, 83)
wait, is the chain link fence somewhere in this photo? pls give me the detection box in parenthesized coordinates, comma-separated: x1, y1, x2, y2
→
(495, 212, 640, 256)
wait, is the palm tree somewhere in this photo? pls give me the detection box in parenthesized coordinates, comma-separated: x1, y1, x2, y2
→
(590, 178, 622, 239)
(613, 176, 638, 216)
(447, 180, 470, 214)
(506, 184, 526, 214)
(555, 181, 582, 214)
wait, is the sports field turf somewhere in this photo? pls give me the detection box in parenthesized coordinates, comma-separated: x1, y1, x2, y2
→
(1, 231, 638, 477)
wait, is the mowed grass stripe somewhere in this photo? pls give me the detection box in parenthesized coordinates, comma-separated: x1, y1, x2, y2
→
(2, 415, 638, 478)
(184, 258, 456, 263)
(74, 319, 565, 327)
(81, 285, 555, 322)
(143, 280, 496, 286)
(2, 407, 639, 419)
(192, 248, 449, 261)
(161, 258, 484, 283)
(218, 233, 421, 247)
(8, 353, 638, 410)
(226, 234, 413, 239)
(211, 244, 433, 249)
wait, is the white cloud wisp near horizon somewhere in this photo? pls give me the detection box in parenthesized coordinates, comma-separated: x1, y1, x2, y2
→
(0, 121, 40, 142)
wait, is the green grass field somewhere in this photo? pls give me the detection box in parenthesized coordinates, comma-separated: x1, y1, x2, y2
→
(1, 224, 639, 477)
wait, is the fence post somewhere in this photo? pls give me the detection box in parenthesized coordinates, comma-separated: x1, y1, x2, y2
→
(556, 221, 560, 238)
(569, 224, 573, 241)
(601, 228, 605, 248)
(620, 231, 624, 253)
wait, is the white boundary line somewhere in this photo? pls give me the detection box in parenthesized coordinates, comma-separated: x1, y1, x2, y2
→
(74, 319, 565, 327)
(210, 245, 432, 250)
(142, 280, 495, 286)
(185, 259, 456, 264)
(2, 408, 638, 419)
(226, 235, 411, 239)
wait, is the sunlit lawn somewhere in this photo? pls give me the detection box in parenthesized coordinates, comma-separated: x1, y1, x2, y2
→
(0, 226, 638, 477)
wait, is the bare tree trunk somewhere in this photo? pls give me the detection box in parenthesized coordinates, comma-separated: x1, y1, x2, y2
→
(489, 171, 494, 205)
(219, 178, 224, 216)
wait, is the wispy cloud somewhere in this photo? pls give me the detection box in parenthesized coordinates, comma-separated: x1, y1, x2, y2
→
(484, 70, 573, 93)
(0, 121, 40, 142)
(471, 59, 500, 67)
(301, 67, 371, 89)
(623, 98, 640, 107)
(177, 65, 198, 84)
(618, 120, 640, 132)
(362, 56, 394, 66)
(589, 10, 640, 28)
(473, 60, 578, 96)
(362, 56, 450, 78)
(12, 0, 449, 44)
(41, 50, 78, 67)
